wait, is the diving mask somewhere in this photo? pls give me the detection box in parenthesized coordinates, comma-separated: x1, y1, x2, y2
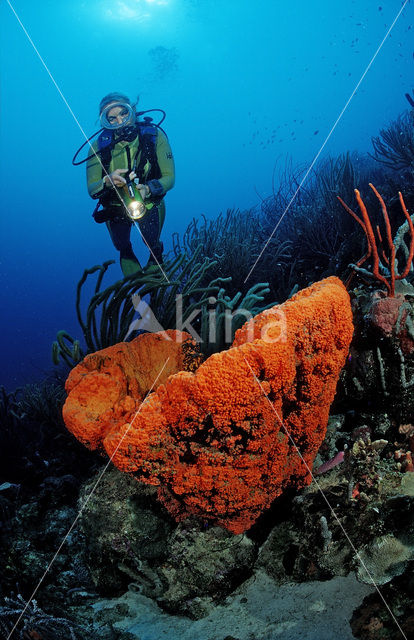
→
(100, 102, 136, 130)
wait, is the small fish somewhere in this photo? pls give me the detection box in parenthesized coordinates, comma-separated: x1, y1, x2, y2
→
(313, 130, 319, 135)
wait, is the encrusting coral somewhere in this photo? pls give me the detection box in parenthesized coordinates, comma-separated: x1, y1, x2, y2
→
(63, 277, 353, 534)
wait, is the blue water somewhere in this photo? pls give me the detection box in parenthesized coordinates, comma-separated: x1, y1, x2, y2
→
(0, 0, 412, 390)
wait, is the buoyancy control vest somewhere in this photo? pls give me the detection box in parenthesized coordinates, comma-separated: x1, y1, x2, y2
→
(97, 117, 161, 186)
(92, 118, 163, 223)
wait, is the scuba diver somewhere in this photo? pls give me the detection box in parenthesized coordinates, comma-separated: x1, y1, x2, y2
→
(82, 92, 175, 276)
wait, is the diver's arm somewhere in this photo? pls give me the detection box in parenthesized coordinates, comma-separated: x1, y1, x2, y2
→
(146, 130, 175, 197)
(86, 144, 107, 199)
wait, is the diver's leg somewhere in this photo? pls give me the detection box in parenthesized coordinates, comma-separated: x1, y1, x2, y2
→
(138, 202, 165, 266)
(106, 218, 141, 276)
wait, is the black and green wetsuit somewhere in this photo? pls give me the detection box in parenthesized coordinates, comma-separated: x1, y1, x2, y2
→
(86, 128, 175, 276)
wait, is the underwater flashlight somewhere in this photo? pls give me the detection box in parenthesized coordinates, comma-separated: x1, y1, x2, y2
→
(121, 180, 148, 221)
(127, 199, 147, 220)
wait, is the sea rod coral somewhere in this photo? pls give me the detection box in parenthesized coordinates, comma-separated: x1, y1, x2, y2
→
(63, 277, 353, 534)
(337, 184, 414, 296)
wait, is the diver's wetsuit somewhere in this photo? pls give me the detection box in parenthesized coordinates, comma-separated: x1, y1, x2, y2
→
(86, 129, 175, 276)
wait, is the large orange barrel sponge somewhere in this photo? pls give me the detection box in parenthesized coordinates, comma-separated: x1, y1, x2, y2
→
(63, 276, 353, 534)
(63, 330, 201, 452)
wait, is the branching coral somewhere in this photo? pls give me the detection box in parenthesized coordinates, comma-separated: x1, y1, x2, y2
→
(371, 111, 414, 174)
(53, 250, 272, 367)
(63, 277, 353, 534)
(16, 383, 67, 428)
(0, 593, 88, 640)
(258, 153, 385, 293)
(338, 184, 414, 296)
(172, 209, 290, 298)
(53, 252, 217, 365)
(198, 281, 272, 356)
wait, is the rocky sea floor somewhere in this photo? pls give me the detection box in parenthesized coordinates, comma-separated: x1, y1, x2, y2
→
(1, 283, 414, 639)
(83, 572, 372, 640)
(1, 409, 414, 639)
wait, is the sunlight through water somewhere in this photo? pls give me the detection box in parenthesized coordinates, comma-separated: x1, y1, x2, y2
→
(103, 0, 170, 22)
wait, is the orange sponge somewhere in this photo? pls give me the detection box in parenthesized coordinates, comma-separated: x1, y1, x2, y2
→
(63, 277, 353, 533)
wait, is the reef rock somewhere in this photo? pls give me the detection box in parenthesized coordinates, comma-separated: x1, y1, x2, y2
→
(78, 466, 256, 619)
(338, 286, 414, 421)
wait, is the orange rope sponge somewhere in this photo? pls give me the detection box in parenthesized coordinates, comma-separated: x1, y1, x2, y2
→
(70, 276, 353, 534)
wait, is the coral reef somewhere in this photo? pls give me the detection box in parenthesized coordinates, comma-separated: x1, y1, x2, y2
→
(63, 277, 353, 534)
(0, 381, 98, 490)
(78, 467, 174, 598)
(338, 285, 414, 421)
(16, 382, 67, 428)
(257, 153, 388, 296)
(8, 110, 414, 638)
(53, 251, 271, 367)
(334, 186, 414, 420)
(78, 467, 256, 619)
(52, 254, 216, 366)
(0, 593, 89, 640)
(371, 110, 414, 177)
(172, 209, 292, 299)
(338, 184, 414, 296)
(351, 564, 414, 640)
(256, 412, 414, 590)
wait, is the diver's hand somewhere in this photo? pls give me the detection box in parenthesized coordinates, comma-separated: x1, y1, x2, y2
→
(127, 172, 150, 200)
(136, 182, 151, 200)
(104, 168, 128, 188)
